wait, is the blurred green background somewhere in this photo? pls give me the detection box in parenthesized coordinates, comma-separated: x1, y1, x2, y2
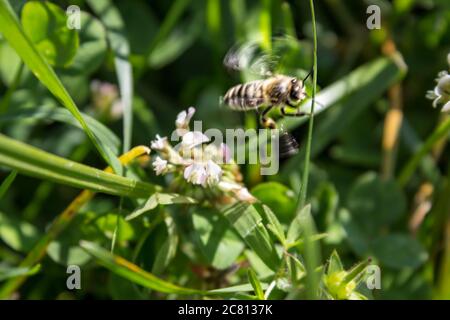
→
(0, 0, 450, 300)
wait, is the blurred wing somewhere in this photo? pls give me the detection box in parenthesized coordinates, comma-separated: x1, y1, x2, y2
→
(223, 41, 279, 78)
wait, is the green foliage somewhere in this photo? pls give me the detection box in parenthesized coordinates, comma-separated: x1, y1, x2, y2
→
(21, 1, 79, 67)
(0, 0, 449, 300)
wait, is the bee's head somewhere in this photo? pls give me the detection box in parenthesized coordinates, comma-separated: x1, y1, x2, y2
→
(288, 78, 306, 103)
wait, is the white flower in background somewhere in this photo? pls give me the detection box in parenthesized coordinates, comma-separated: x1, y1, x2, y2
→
(427, 53, 450, 113)
(152, 156, 168, 176)
(181, 131, 209, 149)
(151, 134, 168, 151)
(149, 107, 256, 204)
(184, 163, 207, 185)
(90, 80, 122, 119)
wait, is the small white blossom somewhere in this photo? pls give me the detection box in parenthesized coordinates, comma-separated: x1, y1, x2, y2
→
(235, 187, 256, 203)
(181, 131, 209, 149)
(176, 106, 195, 128)
(205, 160, 222, 186)
(427, 53, 450, 113)
(151, 134, 168, 150)
(184, 163, 207, 185)
(152, 156, 168, 175)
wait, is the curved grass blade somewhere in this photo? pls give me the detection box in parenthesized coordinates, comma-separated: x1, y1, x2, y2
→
(0, 146, 152, 298)
(0, 0, 119, 171)
(0, 264, 40, 281)
(0, 170, 17, 200)
(0, 134, 154, 198)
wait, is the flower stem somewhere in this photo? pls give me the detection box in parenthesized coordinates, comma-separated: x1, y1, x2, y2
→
(297, 0, 317, 211)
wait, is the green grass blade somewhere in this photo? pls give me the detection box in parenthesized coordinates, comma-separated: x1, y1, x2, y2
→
(0, 264, 40, 281)
(0, 134, 154, 198)
(147, 0, 191, 57)
(0, 0, 119, 171)
(87, 0, 133, 153)
(221, 203, 281, 271)
(80, 240, 205, 295)
(297, 0, 318, 210)
(247, 268, 265, 300)
(0, 170, 17, 199)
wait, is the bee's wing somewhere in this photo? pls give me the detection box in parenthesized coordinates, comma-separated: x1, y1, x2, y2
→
(223, 41, 280, 78)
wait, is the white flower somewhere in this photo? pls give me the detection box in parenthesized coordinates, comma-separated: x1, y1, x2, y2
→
(205, 160, 222, 186)
(427, 53, 450, 113)
(181, 131, 209, 149)
(152, 156, 168, 175)
(218, 180, 241, 192)
(217, 180, 256, 203)
(235, 187, 256, 203)
(176, 107, 196, 129)
(184, 163, 207, 185)
(151, 134, 168, 150)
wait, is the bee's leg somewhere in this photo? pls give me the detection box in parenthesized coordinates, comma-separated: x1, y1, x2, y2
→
(281, 105, 306, 117)
(259, 106, 277, 129)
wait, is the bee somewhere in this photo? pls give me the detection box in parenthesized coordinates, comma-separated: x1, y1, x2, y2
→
(221, 40, 311, 157)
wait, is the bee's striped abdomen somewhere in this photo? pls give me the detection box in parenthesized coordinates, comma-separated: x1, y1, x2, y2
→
(223, 80, 265, 110)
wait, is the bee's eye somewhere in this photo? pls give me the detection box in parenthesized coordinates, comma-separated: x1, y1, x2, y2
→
(291, 78, 297, 84)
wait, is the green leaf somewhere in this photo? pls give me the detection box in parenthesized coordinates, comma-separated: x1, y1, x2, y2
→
(251, 182, 296, 223)
(327, 251, 344, 275)
(191, 209, 244, 270)
(0, 170, 17, 199)
(60, 11, 107, 76)
(80, 240, 205, 295)
(287, 204, 310, 244)
(371, 234, 428, 269)
(0, 0, 119, 171)
(347, 172, 406, 235)
(0, 105, 120, 155)
(0, 211, 40, 252)
(261, 204, 286, 246)
(0, 264, 40, 281)
(247, 268, 265, 300)
(21, 1, 79, 67)
(125, 193, 196, 221)
(0, 134, 154, 198)
(221, 203, 281, 271)
(152, 216, 178, 274)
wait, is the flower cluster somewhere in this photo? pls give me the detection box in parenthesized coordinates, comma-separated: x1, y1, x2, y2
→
(149, 107, 256, 203)
(90, 80, 123, 120)
(426, 53, 450, 113)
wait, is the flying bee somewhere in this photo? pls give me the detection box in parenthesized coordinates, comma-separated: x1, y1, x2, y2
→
(221, 39, 312, 157)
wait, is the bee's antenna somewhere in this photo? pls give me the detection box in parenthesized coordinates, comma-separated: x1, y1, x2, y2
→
(302, 68, 313, 84)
